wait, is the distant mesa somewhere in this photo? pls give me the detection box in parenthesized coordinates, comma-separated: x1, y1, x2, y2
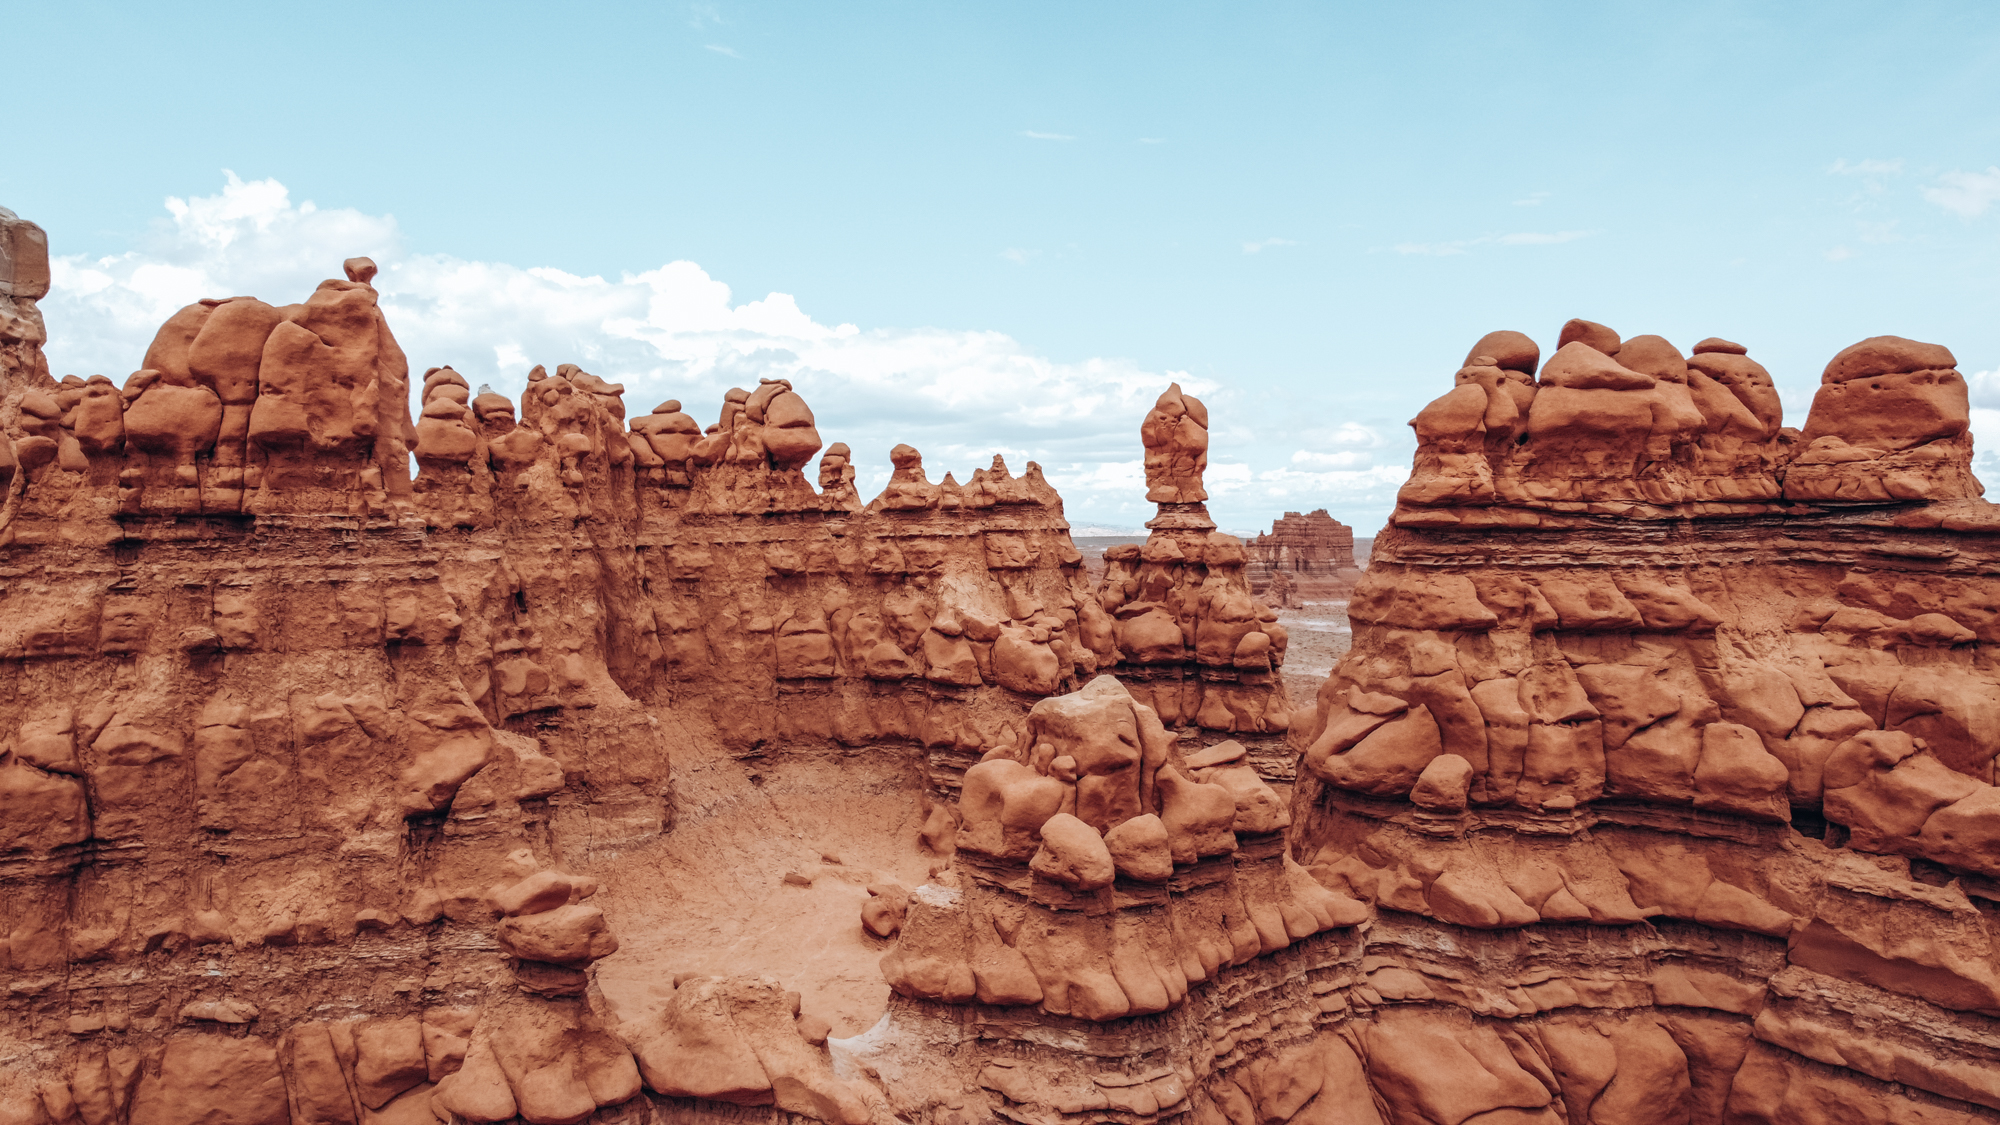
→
(1247, 508, 1361, 605)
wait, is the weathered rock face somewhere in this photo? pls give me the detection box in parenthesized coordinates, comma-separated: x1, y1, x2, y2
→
(885, 675, 1354, 1015)
(0, 218, 1305, 1125)
(11, 206, 2000, 1125)
(0, 209, 51, 384)
(1246, 509, 1358, 605)
(1142, 383, 1210, 504)
(1272, 320, 2000, 1125)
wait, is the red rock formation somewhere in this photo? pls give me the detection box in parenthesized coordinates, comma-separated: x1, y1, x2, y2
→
(1276, 320, 2000, 1124)
(1142, 383, 1209, 504)
(0, 212, 1302, 1125)
(1246, 509, 1359, 604)
(14, 196, 2000, 1125)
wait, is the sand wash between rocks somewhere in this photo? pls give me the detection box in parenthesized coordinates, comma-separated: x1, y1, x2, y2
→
(3, 208, 2000, 1124)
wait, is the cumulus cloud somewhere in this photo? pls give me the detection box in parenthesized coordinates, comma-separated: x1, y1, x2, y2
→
(38, 174, 1416, 531)
(1324, 421, 1386, 447)
(1962, 371, 2000, 481)
(1924, 168, 2000, 217)
(1289, 450, 1370, 469)
(1965, 368, 2000, 410)
(1244, 465, 1409, 502)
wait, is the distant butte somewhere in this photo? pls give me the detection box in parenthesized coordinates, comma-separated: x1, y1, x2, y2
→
(1247, 508, 1359, 605)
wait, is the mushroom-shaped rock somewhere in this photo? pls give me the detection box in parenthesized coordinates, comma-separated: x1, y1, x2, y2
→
(1557, 318, 1621, 355)
(1537, 343, 1653, 390)
(1801, 335, 1968, 452)
(1141, 382, 1210, 502)
(1789, 335, 1977, 502)
(496, 903, 620, 966)
(1464, 330, 1540, 376)
(862, 883, 911, 937)
(1200, 764, 1290, 834)
(1615, 335, 1689, 383)
(758, 382, 823, 471)
(1823, 335, 1958, 383)
(1024, 675, 1155, 832)
(873, 443, 942, 510)
(1410, 754, 1474, 812)
(957, 758, 1066, 858)
(1103, 813, 1173, 882)
(1029, 813, 1116, 889)
(1155, 764, 1238, 863)
(490, 870, 599, 917)
(817, 441, 860, 506)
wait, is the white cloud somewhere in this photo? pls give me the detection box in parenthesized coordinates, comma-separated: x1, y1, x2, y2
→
(37, 174, 1421, 533)
(1241, 238, 1300, 254)
(1824, 246, 1853, 261)
(1250, 465, 1409, 495)
(1290, 450, 1369, 469)
(1972, 406, 2000, 478)
(1391, 230, 1596, 255)
(1924, 168, 2000, 217)
(688, 2, 724, 27)
(1512, 191, 1550, 207)
(704, 44, 742, 58)
(1283, 425, 1388, 472)
(1020, 131, 1074, 141)
(1325, 421, 1385, 447)
(1966, 369, 2000, 410)
(998, 248, 1038, 265)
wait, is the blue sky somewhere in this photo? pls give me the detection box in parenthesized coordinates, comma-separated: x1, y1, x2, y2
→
(8, 1, 2000, 533)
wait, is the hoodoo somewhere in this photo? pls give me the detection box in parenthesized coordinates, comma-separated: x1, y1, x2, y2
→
(5, 199, 2000, 1125)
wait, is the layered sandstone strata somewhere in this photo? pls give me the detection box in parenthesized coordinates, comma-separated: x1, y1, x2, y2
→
(0, 213, 1300, 1125)
(12, 187, 2000, 1125)
(1281, 320, 2000, 1124)
(1246, 509, 1358, 606)
(855, 321, 2000, 1125)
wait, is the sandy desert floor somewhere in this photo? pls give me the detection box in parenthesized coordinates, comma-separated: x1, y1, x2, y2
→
(1276, 601, 1351, 710)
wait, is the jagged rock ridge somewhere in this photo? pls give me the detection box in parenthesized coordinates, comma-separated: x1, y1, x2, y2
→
(5, 196, 2000, 1125)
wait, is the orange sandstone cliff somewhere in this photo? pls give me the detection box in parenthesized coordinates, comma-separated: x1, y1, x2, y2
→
(4, 198, 2000, 1125)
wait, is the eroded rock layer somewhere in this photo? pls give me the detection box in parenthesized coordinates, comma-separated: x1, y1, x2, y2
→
(1277, 320, 2000, 1125)
(0, 217, 1302, 1125)
(854, 322, 2000, 1125)
(8, 192, 2000, 1125)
